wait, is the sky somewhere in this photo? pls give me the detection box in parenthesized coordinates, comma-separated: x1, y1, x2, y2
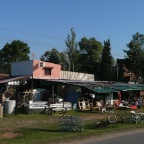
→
(0, 0, 144, 60)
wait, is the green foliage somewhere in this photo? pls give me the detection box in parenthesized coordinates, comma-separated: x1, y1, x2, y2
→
(78, 37, 103, 78)
(0, 40, 30, 73)
(40, 48, 61, 64)
(100, 39, 113, 80)
(59, 51, 70, 70)
(65, 27, 80, 72)
(124, 32, 144, 82)
(40, 48, 70, 70)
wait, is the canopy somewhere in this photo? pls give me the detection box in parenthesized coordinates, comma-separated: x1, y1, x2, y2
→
(86, 86, 118, 93)
(130, 84, 144, 90)
(111, 86, 133, 91)
(107, 82, 144, 91)
(111, 84, 144, 91)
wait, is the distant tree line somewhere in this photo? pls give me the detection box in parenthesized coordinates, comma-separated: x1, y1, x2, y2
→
(0, 28, 144, 82)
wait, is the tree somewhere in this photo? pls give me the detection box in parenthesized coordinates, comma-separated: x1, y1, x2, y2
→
(65, 27, 80, 72)
(78, 37, 103, 79)
(40, 48, 69, 70)
(40, 48, 61, 64)
(59, 51, 69, 71)
(0, 40, 30, 73)
(100, 39, 113, 80)
(124, 32, 144, 82)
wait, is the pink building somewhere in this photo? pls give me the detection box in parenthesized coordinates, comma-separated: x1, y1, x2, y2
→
(11, 60, 61, 79)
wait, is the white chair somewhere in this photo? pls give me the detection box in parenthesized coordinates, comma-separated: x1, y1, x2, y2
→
(78, 99, 90, 111)
(93, 101, 102, 111)
(130, 111, 142, 124)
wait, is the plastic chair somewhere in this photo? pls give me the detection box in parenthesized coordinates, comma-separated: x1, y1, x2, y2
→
(130, 111, 141, 124)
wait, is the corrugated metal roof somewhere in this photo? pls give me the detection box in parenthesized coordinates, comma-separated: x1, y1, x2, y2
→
(35, 78, 144, 92)
(0, 75, 31, 83)
(86, 86, 118, 93)
(45, 79, 102, 87)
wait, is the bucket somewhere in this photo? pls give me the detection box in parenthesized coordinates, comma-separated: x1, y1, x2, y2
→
(4, 100, 16, 114)
(73, 103, 77, 109)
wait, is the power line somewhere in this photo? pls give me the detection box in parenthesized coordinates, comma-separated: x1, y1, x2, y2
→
(0, 36, 66, 50)
(0, 36, 123, 60)
(0, 26, 65, 41)
(0, 26, 66, 51)
(0, 26, 123, 57)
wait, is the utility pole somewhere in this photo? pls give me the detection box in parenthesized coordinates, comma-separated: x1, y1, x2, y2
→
(69, 61, 70, 71)
(117, 65, 118, 81)
(73, 64, 74, 72)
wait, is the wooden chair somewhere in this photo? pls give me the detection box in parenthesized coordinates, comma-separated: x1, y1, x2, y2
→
(78, 98, 90, 111)
(92, 101, 107, 113)
(93, 101, 102, 110)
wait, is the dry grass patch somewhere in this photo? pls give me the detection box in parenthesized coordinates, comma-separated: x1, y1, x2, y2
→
(0, 132, 22, 139)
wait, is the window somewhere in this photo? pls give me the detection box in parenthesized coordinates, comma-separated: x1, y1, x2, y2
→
(44, 68, 51, 75)
(39, 62, 45, 67)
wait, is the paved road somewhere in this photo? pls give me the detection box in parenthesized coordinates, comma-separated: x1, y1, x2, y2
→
(83, 129, 144, 144)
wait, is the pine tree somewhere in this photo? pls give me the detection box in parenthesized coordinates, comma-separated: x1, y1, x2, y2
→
(100, 39, 113, 80)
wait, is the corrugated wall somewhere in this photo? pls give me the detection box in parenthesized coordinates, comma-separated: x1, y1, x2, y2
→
(61, 71, 94, 81)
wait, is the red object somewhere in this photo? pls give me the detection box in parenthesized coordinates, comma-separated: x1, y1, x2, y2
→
(118, 92, 121, 102)
(113, 101, 119, 108)
(130, 105, 137, 110)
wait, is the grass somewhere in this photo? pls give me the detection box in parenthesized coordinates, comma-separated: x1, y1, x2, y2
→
(0, 108, 144, 144)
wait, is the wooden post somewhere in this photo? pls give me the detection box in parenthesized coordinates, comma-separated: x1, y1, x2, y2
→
(62, 85, 65, 108)
(15, 86, 19, 115)
(52, 86, 54, 104)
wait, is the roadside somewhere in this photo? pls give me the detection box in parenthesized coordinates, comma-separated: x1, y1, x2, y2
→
(55, 128, 144, 144)
(1, 109, 144, 144)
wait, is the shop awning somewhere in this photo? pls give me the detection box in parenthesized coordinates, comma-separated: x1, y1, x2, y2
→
(107, 82, 144, 91)
(129, 84, 144, 90)
(112, 86, 133, 91)
(112, 84, 144, 91)
(86, 86, 118, 93)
